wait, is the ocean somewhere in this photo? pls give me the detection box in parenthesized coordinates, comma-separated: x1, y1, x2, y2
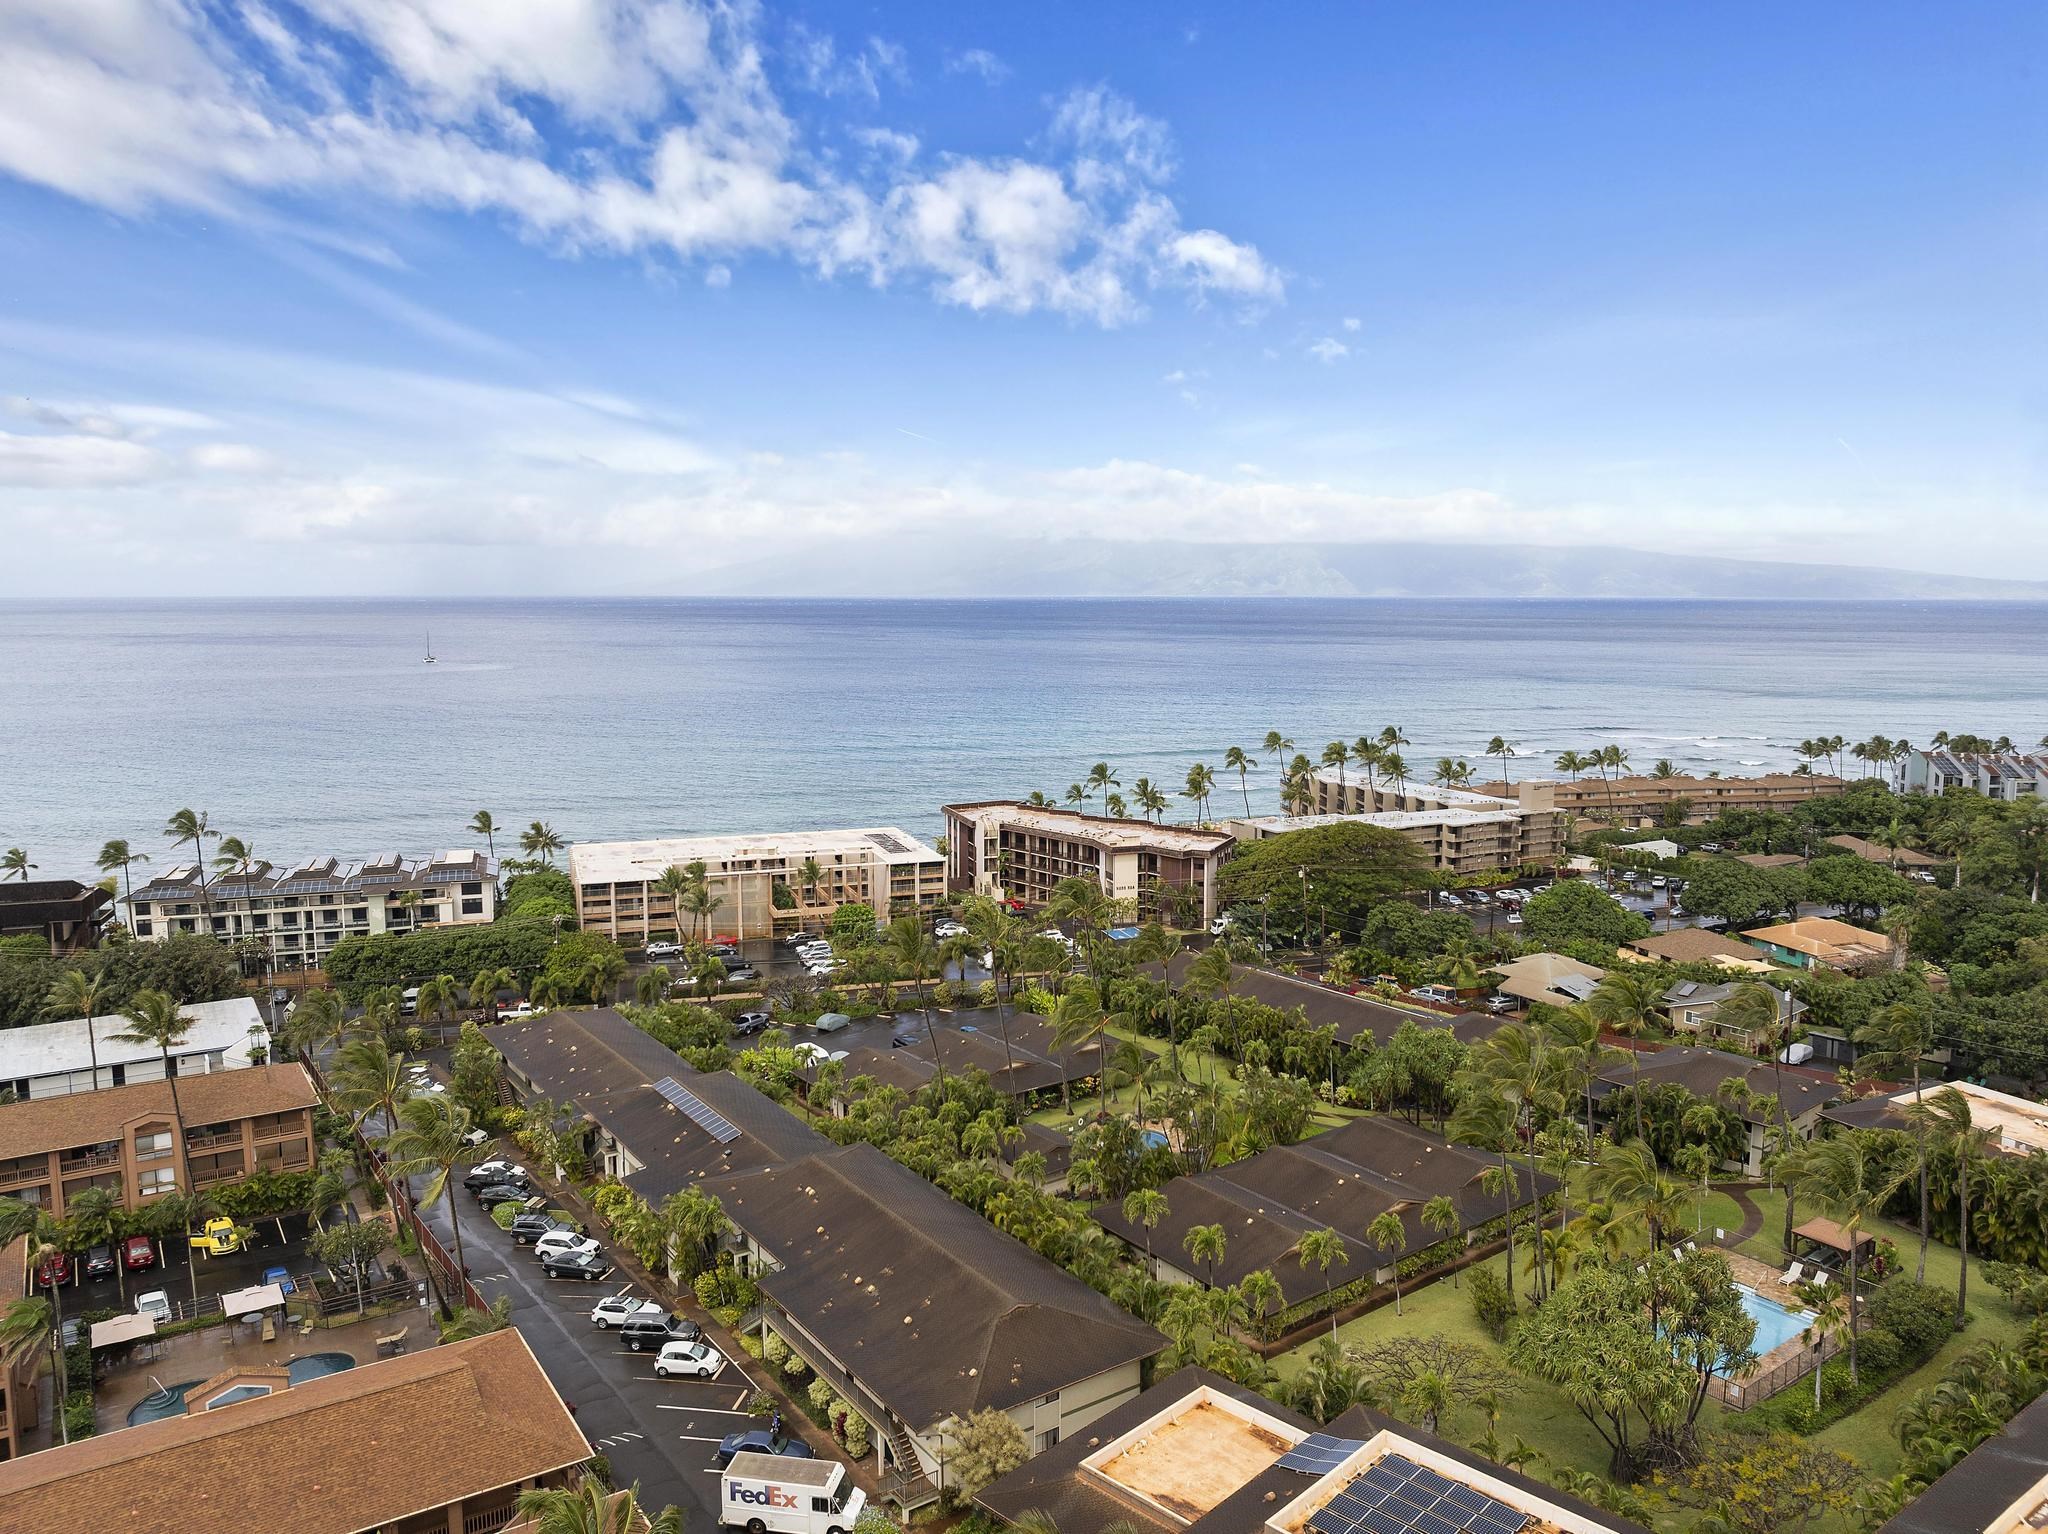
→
(4, 597, 2045, 882)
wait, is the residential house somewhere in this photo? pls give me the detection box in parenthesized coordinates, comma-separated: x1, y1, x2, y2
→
(569, 827, 945, 943)
(0, 1063, 318, 1216)
(1824, 1080, 2048, 1158)
(1489, 952, 1606, 1009)
(1657, 980, 1804, 1049)
(1903, 748, 2048, 803)
(0, 880, 112, 955)
(942, 802, 1233, 926)
(978, 1366, 1649, 1534)
(1826, 834, 1945, 869)
(702, 1142, 1164, 1507)
(1742, 915, 1897, 972)
(0, 1329, 589, 1533)
(1619, 927, 1778, 973)
(1, 995, 268, 1100)
(1592, 1044, 1835, 1174)
(1091, 1115, 1551, 1311)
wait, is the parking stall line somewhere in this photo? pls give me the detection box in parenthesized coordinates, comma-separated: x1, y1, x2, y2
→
(676, 1433, 725, 1443)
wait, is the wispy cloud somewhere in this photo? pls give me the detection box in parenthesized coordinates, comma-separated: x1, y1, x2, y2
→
(1308, 336, 1350, 363)
(944, 48, 1009, 83)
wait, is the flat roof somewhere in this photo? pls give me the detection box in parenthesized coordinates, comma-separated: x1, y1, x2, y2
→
(1305, 773, 1520, 811)
(1839, 1081, 2048, 1157)
(1230, 808, 1526, 833)
(569, 826, 942, 884)
(945, 801, 1234, 855)
(1082, 1386, 1305, 1523)
(0, 996, 267, 1081)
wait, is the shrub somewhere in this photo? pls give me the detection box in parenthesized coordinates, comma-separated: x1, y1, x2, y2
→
(63, 1392, 97, 1440)
(1469, 1264, 1515, 1342)
(1854, 1326, 1902, 1377)
(740, 1334, 764, 1359)
(763, 1330, 789, 1367)
(844, 1411, 871, 1458)
(807, 1376, 838, 1412)
(1868, 1278, 1955, 1360)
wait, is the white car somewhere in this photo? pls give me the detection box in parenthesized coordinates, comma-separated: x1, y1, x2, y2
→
(590, 1292, 667, 1329)
(793, 1042, 849, 1065)
(534, 1231, 602, 1262)
(135, 1290, 172, 1323)
(933, 920, 968, 938)
(805, 958, 845, 975)
(645, 940, 684, 958)
(498, 1002, 539, 1021)
(1209, 913, 1234, 936)
(654, 1339, 725, 1379)
(1506, 912, 1523, 925)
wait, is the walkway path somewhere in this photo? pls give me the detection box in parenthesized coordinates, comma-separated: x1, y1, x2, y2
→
(1719, 1183, 1764, 1246)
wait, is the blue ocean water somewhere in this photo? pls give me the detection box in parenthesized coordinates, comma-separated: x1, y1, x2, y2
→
(3, 597, 2045, 882)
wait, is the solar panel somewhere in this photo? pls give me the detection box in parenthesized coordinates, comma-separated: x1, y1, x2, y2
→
(651, 1076, 741, 1143)
(1315, 1461, 1532, 1534)
(1307, 1511, 1353, 1534)
(1277, 1433, 1369, 1475)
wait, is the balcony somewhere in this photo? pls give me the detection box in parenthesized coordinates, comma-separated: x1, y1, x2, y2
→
(0, 1159, 49, 1189)
(57, 1150, 122, 1175)
(186, 1130, 242, 1152)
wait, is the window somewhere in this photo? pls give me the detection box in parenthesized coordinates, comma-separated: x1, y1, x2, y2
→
(138, 1167, 176, 1196)
(461, 899, 483, 916)
(135, 920, 153, 937)
(461, 881, 483, 896)
(134, 1130, 173, 1161)
(1037, 1427, 1060, 1452)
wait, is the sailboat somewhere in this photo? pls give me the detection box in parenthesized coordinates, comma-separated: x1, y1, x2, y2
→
(423, 631, 437, 664)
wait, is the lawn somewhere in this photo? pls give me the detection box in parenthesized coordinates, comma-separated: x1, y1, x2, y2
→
(1024, 1024, 1371, 1132)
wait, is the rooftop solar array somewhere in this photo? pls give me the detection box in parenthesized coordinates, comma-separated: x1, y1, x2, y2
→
(865, 832, 911, 854)
(652, 1076, 741, 1143)
(1305, 1454, 1532, 1534)
(1278, 1434, 1367, 1475)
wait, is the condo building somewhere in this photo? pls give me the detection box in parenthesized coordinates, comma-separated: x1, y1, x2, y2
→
(1904, 747, 2048, 802)
(1290, 777, 1565, 872)
(942, 801, 1233, 925)
(125, 850, 498, 971)
(1456, 770, 1841, 824)
(569, 827, 947, 942)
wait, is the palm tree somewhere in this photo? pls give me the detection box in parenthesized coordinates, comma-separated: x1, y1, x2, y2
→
(1296, 1227, 1350, 1340)
(514, 1475, 684, 1534)
(1796, 1133, 1907, 1380)
(330, 1034, 415, 1141)
(1223, 746, 1256, 815)
(1378, 724, 1409, 754)
(439, 1294, 515, 1342)
(635, 965, 672, 1007)
(520, 821, 564, 865)
(1651, 758, 1678, 779)
(1588, 970, 1664, 1140)
(1123, 1188, 1168, 1278)
(109, 990, 201, 1297)
(1858, 992, 1938, 1280)
(44, 969, 110, 1091)
(212, 834, 262, 899)
(1321, 741, 1351, 807)
(1183, 1223, 1227, 1287)
(1131, 778, 1169, 822)
(1421, 1194, 1461, 1285)
(1369, 1208, 1408, 1315)
(1263, 733, 1295, 810)
(648, 864, 691, 944)
(1800, 1288, 1853, 1409)
(163, 808, 218, 925)
(1045, 985, 1107, 1113)
(1105, 792, 1129, 820)
(885, 914, 945, 1086)
(0, 1294, 60, 1443)
(284, 987, 348, 1061)
(1182, 763, 1217, 823)
(1, 848, 35, 880)
(65, 1185, 124, 1299)
(1432, 757, 1473, 788)
(414, 974, 459, 1035)
(468, 811, 497, 862)
(1086, 762, 1121, 815)
(97, 838, 151, 923)
(1353, 737, 1384, 799)
(469, 966, 514, 1022)
(681, 883, 723, 944)
(1907, 1088, 1997, 1329)
(1554, 748, 1587, 786)
(1486, 736, 1520, 789)
(384, 1093, 480, 1316)
(1064, 783, 1088, 813)
(1238, 1268, 1283, 1340)
(1381, 752, 1410, 794)
(1584, 1138, 1686, 1254)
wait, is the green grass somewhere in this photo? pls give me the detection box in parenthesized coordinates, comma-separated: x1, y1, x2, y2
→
(1026, 1024, 1368, 1131)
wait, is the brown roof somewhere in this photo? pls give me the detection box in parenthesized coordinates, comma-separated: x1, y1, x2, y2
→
(1732, 852, 1807, 869)
(0, 1330, 590, 1531)
(1625, 928, 1776, 966)
(1826, 834, 1944, 867)
(0, 1064, 318, 1159)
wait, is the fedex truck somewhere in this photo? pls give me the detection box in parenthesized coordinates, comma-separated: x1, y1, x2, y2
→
(721, 1452, 866, 1534)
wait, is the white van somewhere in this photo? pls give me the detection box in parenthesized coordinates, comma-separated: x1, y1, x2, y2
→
(722, 1454, 865, 1534)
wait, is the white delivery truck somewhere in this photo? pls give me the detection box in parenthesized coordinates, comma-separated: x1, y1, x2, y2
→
(721, 1453, 866, 1534)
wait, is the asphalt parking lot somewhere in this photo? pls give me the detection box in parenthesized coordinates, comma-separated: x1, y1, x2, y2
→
(416, 1177, 779, 1526)
(44, 1211, 324, 1321)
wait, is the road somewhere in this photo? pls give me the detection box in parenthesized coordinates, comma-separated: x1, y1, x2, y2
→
(415, 1180, 762, 1526)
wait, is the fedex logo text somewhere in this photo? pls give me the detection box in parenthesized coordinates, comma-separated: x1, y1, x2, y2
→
(729, 1483, 800, 1509)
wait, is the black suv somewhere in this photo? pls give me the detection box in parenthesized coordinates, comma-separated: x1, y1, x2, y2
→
(510, 1212, 568, 1245)
(83, 1244, 117, 1281)
(619, 1313, 702, 1352)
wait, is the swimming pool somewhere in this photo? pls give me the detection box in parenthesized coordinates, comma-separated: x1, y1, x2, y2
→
(287, 1351, 357, 1384)
(1738, 1284, 1814, 1355)
(127, 1381, 199, 1424)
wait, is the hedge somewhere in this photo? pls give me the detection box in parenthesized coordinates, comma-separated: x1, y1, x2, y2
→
(324, 917, 560, 998)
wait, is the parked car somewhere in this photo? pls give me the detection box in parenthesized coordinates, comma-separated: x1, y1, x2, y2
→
(654, 1339, 725, 1378)
(463, 1159, 525, 1190)
(715, 1429, 815, 1470)
(710, 942, 740, 959)
(813, 1013, 851, 1034)
(35, 1251, 69, 1287)
(723, 966, 760, 984)
(1408, 984, 1458, 1003)
(122, 1234, 156, 1272)
(1484, 995, 1517, 1014)
(1650, 876, 1668, 888)
(733, 1011, 771, 1036)
(83, 1244, 117, 1281)
(794, 1042, 849, 1065)
(260, 1265, 296, 1294)
(619, 1313, 701, 1352)
(1505, 912, 1523, 926)
(804, 958, 844, 976)
(135, 1289, 172, 1322)
(890, 1029, 922, 1049)
(933, 920, 968, 939)
(590, 1291, 666, 1329)
(511, 1212, 568, 1245)
(646, 940, 684, 959)
(1438, 893, 1464, 908)
(1210, 912, 1235, 935)
(534, 1231, 602, 1262)
(542, 1248, 613, 1281)
(498, 1002, 539, 1021)
(472, 1181, 532, 1207)
(784, 930, 819, 947)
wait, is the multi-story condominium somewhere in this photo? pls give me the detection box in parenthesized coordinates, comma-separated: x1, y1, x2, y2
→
(125, 850, 498, 971)
(1254, 779, 1563, 873)
(3, 995, 268, 1100)
(1903, 747, 2048, 801)
(570, 827, 947, 943)
(942, 802, 1234, 926)
(1438, 770, 1840, 825)
(0, 880, 112, 956)
(0, 1062, 318, 1216)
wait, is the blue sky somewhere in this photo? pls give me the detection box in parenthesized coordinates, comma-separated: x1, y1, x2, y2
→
(1, 1, 2042, 593)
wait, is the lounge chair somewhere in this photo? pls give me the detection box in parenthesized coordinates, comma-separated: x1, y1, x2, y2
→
(1810, 1269, 1829, 1287)
(1781, 1262, 1804, 1285)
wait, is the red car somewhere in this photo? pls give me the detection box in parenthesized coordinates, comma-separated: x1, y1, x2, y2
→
(34, 1251, 69, 1287)
(122, 1235, 156, 1272)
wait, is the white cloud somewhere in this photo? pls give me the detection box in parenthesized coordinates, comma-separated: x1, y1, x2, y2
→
(0, 3, 1277, 327)
(1308, 336, 1350, 363)
(187, 442, 276, 473)
(704, 263, 732, 287)
(945, 48, 1008, 83)
(1341, 316, 1361, 332)
(0, 429, 163, 486)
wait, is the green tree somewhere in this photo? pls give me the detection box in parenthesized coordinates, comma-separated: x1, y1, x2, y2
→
(414, 973, 459, 1034)
(44, 968, 110, 1091)
(1223, 746, 1256, 816)
(383, 1093, 480, 1317)
(1522, 881, 1650, 950)
(1486, 736, 1520, 788)
(884, 914, 944, 1086)
(520, 821, 565, 865)
(1906, 1086, 1998, 1329)
(1588, 969, 1664, 1140)
(1122, 1188, 1168, 1278)
(513, 1476, 685, 1534)
(1216, 821, 1428, 940)
(163, 808, 217, 925)
(1369, 1208, 1408, 1315)
(467, 811, 497, 862)
(1086, 762, 1121, 815)
(309, 1219, 395, 1316)
(1858, 991, 1938, 1280)
(1262, 733, 1295, 810)
(469, 966, 514, 1022)
(1183, 1222, 1227, 1287)
(96, 838, 151, 925)
(2, 847, 36, 881)
(109, 989, 202, 1300)
(1796, 1132, 1907, 1380)
(940, 1408, 1031, 1497)
(1296, 1227, 1349, 1340)
(439, 1294, 515, 1343)
(450, 1021, 501, 1117)
(0, 1292, 63, 1444)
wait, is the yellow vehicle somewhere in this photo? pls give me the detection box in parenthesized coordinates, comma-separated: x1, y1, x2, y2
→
(188, 1217, 244, 1257)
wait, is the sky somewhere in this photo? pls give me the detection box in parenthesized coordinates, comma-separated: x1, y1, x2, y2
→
(1, 0, 2043, 595)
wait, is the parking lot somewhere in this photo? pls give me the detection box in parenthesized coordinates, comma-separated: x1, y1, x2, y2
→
(415, 1170, 794, 1528)
(42, 1210, 327, 1326)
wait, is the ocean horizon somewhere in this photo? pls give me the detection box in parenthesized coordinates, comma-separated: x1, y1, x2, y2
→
(6, 596, 2045, 883)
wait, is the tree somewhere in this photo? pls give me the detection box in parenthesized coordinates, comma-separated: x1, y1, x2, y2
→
(1263, 733, 1295, 810)
(414, 973, 459, 1034)
(1584, 1139, 1686, 1255)
(1122, 1188, 1168, 1278)
(439, 1294, 514, 1343)
(1799, 1288, 1852, 1410)
(44, 969, 110, 1091)
(450, 1021, 501, 1116)
(1216, 821, 1428, 940)
(1183, 1222, 1227, 1287)
(468, 811, 497, 862)
(163, 808, 217, 925)
(1086, 762, 1121, 815)
(97, 837, 151, 923)
(1665, 1434, 1860, 1534)
(1369, 1208, 1408, 1315)
(383, 1093, 480, 1316)
(1348, 1334, 1518, 1437)
(63, 1185, 123, 1298)
(1183, 762, 1218, 823)
(1907, 1087, 1998, 1329)
(514, 1476, 685, 1534)
(310, 1219, 395, 1315)
(884, 914, 944, 1085)
(0, 1293, 62, 1444)
(1224, 746, 1256, 815)
(520, 821, 565, 865)
(1521, 881, 1649, 951)
(1296, 1227, 1349, 1340)
(830, 902, 877, 944)
(109, 989, 202, 1299)
(1858, 992, 1938, 1280)
(1321, 741, 1351, 803)
(1588, 970, 1664, 1139)
(1486, 736, 1520, 789)
(1420, 1194, 1461, 1282)
(469, 965, 514, 1022)
(1, 847, 35, 880)
(941, 1408, 1030, 1496)
(1796, 1132, 1907, 1380)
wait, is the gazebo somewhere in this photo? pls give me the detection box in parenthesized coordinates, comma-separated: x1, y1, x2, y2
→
(1790, 1215, 1877, 1271)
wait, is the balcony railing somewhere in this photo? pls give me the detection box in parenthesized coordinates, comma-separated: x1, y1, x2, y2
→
(0, 1162, 49, 1189)
(461, 1498, 519, 1534)
(186, 1131, 241, 1151)
(57, 1150, 122, 1174)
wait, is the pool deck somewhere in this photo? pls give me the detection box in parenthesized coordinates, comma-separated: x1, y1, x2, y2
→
(1723, 1248, 1802, 1308)
(89, 1302, 439, 1436)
